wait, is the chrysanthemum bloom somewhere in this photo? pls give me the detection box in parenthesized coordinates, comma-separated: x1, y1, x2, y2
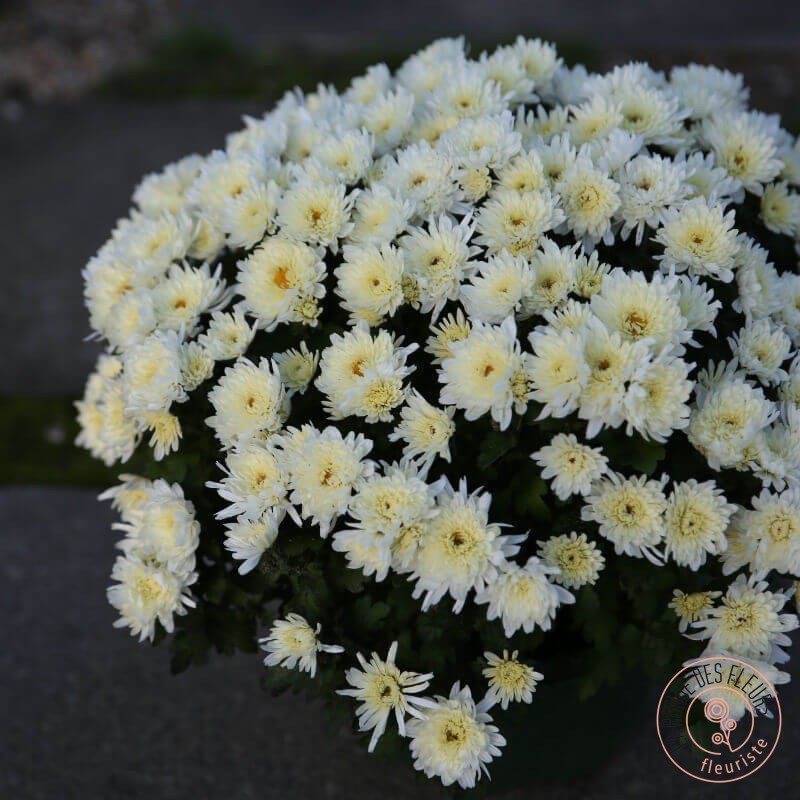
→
(654, 198, 740, 282)
(538, 532, 605, 589)
(411, 479, 524, 612)
(389, 390, 455, 466)
(687, 574, 798, 661)
(669, 589, 721, 634)
(223, 510, 283, 574)
(482, 650, 543, 710)
(260, 613, 344, 677)
(407, 683, 505, 789)
(475, 557, 575, 636)
(531, 433, 608, 500)
(107, 554, 196, 642)
(582, 472, 668, 563)
(663, 480, 736, 570)
(337, 641, 436, 752)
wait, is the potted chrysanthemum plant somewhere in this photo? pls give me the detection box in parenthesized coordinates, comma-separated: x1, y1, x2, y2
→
(78, 35, 800, 791)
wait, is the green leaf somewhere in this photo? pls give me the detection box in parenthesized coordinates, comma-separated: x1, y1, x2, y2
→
(477, 431, 517, 470)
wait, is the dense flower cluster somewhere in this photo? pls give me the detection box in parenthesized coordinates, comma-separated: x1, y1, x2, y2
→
(79, 37, 800, 788)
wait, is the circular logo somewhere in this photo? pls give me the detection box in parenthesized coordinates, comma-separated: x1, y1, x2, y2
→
(656, 655, 781, 782)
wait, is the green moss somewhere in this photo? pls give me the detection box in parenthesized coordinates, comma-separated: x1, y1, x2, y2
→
(100, 26, 602, 102)
(0, 396, 114, 487)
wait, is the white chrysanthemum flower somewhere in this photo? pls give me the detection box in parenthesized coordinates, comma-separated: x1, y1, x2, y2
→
(121, 329, 187, 416)
(312, 128, 374, 184)
(512, 36, 562, 92)
(407, 682, 505, 790)
(143, 410, 182, 461)
(220, 181, 282, 250)
(207, 443, 288, 520)
(679, 151, 744, 204)
(526, 325, 589, 419)
(400, 215, 479, 317)
(361, 89, 416, 154)
(670, 64, 748, 119)
(389, 390, 455, 466)
(76, 374, 140, 466)
(337, 641, 436, 752)
(700, 111, 783, 195)
(654, 198, 740, 283)
(223, 511, 282, 574)
(316, 325, 417, 422)
(109, 210, 196, 279)
(411, 479, 523, 612)
(669, 589, 722, 633)
(198, 306, 256, 361)
(688, 375, 777, 470)
(524, 238, 579, 314)
(115, 479, 199, 574)
(347, 185, 414, 245)
(438, 316, 525, 430)
(107, 554, 196, 642)
(482, 650, 543, 710)
(582, 472, 668, 562)
(260, 613, 344, 678)
(590, 268, 688, 355)
(675, 274, 721, 339)
(380, 141, 461, 218)
(555, 156, 620, 246)
(497, 150, 547, 193)
(538, 133, 578, 186)
(460, 251, 535, 323)
(733, 237, 781, 319)
(335, 243, 405, 324)
(133, 153, 203, 216)
(475, 556, 574, 636)
(475, 187, 565, 257)
(577, 319, 653, 438)
(615, 84, 687, 146)
(276, 177, 356, 251)
(151, 262, 230, 336)
(206, 357, 287, 448)
(274, 342, 318, 394)
(437, 111, 522, 170)
(275, 424, 374, 537)
(236, 236, 326, 330)
(537, 531, 605, 589)
(178, 341, 214, 392)
(623, 352, 693, 442)
(480, 48, 536, 105)
(616, 154, 691, 244)
(687, 574, 798, 661)
(760, 181, 800, 235)
(739, 488, 800, 576)
(663, 480, 736, 570)
(729, 318, 792, 386)
(567, 95, 623, 147)
(425, 309, 471, 364)
(532, 433, 608, 500)
(187, 151, 270, 223)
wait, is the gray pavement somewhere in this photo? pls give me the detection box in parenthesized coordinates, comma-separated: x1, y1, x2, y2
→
(2, 487, 799, 799)
(175, 0, 800, 49)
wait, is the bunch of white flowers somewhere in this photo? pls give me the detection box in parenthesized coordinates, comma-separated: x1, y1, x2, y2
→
(79, 36, 800, 789)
